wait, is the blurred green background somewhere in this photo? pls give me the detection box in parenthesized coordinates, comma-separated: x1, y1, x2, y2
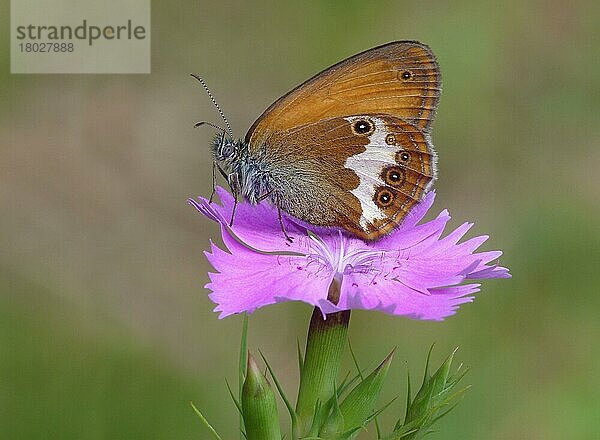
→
(1, 0, 598, 438)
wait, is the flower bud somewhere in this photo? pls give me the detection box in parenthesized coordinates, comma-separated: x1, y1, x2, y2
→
(241, 352, 281, 440)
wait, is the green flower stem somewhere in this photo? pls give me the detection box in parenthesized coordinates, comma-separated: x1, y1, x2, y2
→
(238, 314, 248, 440)
(296, 277, 351, 436)
(242, 353, 281, 440)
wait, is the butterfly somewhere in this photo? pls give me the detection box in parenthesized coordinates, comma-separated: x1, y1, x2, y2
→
(194, 41, 441, 241)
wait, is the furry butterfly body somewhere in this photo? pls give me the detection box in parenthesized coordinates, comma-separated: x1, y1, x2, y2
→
(210, 41, 441, 240)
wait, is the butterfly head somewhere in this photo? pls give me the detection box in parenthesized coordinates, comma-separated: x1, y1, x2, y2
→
(211, 132, 246, 165)
(210, 132, 253, 201)
(210, 131, 276, 206)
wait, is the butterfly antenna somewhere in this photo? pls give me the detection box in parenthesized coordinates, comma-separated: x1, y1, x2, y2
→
(190, 74, 233, 138)
(194, 121, 227, 132)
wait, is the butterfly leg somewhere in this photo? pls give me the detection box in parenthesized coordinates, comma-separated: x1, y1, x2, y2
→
(228, 172, 240, 227)
(229, 197, 238, 227)
(209, 162, 230, 203)
(274, 192, 293, 243)
(256, 189, 275, 203)
(209, 162, 217, 203)
(277, 206, 293, 243)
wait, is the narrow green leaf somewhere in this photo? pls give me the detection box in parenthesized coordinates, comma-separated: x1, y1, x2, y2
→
(422, 344, 435, 385)
(225, 378, 243, 416)
(337, 371, 360, 397)
(390, 347, 470, 440)
(319, 385, 345, 437)
(336, 425, 364, 439)
(348, 340, 384, 439)
(190, 401, 223, 440)
(429, 347, 458, 396)
(366, 395, 399, 424)
(446, 364, 470, 389)
(297, 338, 304, 375)
(429, 385, 471, 424)
(405, 366, 412, 422)
(306, 399, 325, 439)
(259, 349, 298, 435)
(337, 349, 395, 437)
(348, 340, 365, 380)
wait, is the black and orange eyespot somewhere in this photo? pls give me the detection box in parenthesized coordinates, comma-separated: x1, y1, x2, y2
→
(374, 187, 394, 207)
(382, 166, 405, 186)
(385, 134, 396, 145)
(397, 151, 411, 163)
(399, 70, 413, 81)
(351, 119, 374, 135)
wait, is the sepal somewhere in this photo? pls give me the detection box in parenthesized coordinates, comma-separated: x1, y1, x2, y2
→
(386, 347, 470, 439)
(318, 350, 394, 439)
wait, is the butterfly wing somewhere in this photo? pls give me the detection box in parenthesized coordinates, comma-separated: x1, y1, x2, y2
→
(245, 41, 440, 240)
(264, 115, 436, 240)
(246, 40, 440, 147)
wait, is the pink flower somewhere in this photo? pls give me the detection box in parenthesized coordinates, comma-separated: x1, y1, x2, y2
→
(189, 188, 510, 320)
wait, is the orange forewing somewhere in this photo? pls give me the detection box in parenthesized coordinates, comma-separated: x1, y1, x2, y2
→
(246, 41, 440, 148)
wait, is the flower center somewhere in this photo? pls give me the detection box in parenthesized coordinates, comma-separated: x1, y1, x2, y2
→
(305, 231, 384, 278)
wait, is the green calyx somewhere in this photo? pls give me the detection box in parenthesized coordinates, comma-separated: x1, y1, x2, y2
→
(387, 346, 470, 440)
(241, 352, 281, 440)
(319, 349, 395, 439)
